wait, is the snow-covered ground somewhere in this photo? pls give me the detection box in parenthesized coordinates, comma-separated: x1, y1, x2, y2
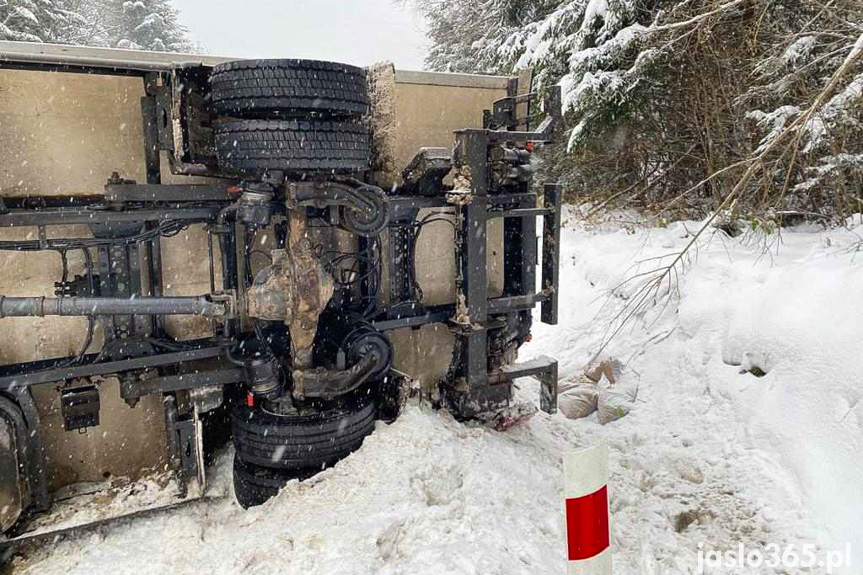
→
(14, 212, 863, 575)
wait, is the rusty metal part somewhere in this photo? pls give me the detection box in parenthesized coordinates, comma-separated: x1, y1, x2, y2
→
(246, 250, 295, 322)
(189, 385, 224, 414)
(289, 180, 390, 237)
(293, 322, 393, 401)
(401, 147, 452, 197)
(245, 210, 335, 396)
(292, 353, 377, 401)
(287, 210, 334, 366)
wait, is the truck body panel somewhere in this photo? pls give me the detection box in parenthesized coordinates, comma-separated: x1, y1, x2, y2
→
(0, 41, 561, 542)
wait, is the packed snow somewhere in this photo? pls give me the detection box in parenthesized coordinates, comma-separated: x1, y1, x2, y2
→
(13, 212, 863, 574)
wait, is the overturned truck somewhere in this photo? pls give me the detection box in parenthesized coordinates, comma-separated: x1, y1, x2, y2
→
(0, 42, 562, 543)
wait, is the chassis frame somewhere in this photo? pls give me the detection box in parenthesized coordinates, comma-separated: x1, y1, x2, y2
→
(0, 43, 563, 542)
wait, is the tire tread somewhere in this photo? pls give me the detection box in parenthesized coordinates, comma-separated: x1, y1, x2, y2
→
(210, 59, 368, 117)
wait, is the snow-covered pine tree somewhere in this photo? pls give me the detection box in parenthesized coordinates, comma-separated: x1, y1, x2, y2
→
(409, 0, 863, 222)
(743, 1, 863, 210)
(418, 0, 561, 74)
(60, 0, 111, 45)
(0, 0, 93, 44)
(0, 0, 192, 51)
(108, 0, 191, 52)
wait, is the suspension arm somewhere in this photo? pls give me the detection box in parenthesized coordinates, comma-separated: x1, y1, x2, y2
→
(292, 353, 378, 401)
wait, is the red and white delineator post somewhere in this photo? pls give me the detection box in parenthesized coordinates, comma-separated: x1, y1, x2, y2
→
(564, 441, 612, 574)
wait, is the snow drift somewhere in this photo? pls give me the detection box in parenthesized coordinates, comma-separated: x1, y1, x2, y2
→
(15, 212, 863, 574)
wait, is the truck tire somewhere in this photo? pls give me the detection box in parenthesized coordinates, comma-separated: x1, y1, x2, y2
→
(231, 397, 376, 471)
(233, 456, 317, 509)
(214, 119, 370, 175)
(210, 59, 368, 118)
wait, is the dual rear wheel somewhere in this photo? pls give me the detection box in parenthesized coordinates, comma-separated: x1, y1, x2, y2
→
(211, 58, 377, 508)
(210, 59, 371, 177)
(231, 395, 377, 508)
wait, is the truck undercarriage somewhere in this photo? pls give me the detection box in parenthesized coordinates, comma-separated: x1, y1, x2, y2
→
(0, 43, 562, 546)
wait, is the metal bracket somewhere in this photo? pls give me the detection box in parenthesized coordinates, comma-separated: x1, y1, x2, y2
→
(120, 368, 245, 401)
(173, 419, 199, 481)
(501, 356, 559, 415)
(443, 86, 564, 420)
(401, 147, 452, 197)
(485, 93, 538, 131)
(169, 66, 218, 170)
(452, 130, 489, 390)
(60, 386, 101, 431)
(542, 184, 562, 325)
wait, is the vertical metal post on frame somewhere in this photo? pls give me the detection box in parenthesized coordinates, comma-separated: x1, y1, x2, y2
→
(454, 129, 490, 388)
